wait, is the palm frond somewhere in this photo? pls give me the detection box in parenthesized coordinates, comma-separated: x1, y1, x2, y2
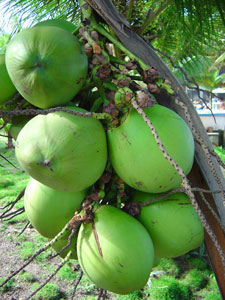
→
(151, 1, 224, 66)
(174, 0, 225, 27)
(0, 0, 80, 36)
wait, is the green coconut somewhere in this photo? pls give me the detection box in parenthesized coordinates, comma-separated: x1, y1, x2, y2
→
(107, 104, 194, 193)
(33, 19, 77, 33)
(5, 26, 88, 108)
(77, 205, 155, 295)
(133, 191, 204, 258)
(0, 53, 17, 104)
(9, 116, 31, 140)
(16, 106, 107, 192)
(24, 178, 86, 239)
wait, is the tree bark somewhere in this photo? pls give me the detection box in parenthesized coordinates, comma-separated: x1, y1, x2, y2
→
(86, 0, 225, 297)
(7, 133, 14, 149)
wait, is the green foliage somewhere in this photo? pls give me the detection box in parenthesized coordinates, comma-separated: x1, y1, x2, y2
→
(0, 34, 11, 53)
(57, 263, 77, 281)
(0, 277, 15, 291)
(0, 137, 29, 224)
(117, 289, 144, 299)
(188, 257, 208, 271)
(0, 177, 14, 188)
(165, 280, 193, 300)
(20, 241, 35, 260)
(184, 269, 208, 291)
(0, 0, 81, 36)
(17, 235, 49, 261)
(204, 292, 222, 300)
(32, 282, 62, 300)
(147, 276, 193, 300)
(18, 270, 36, 283)
(214, 146, 225, 163)
(198, 274, 221, 300)
(156, 258, 180, 277)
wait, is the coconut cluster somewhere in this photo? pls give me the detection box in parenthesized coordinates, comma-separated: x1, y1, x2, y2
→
(3, 19, 204, 296)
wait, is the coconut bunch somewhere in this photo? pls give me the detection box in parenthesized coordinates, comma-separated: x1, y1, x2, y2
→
(2, 18, 204, 296)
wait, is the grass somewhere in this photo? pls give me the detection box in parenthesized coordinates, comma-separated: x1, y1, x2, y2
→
(32, 282, 65, 300)
(146, 275, 193, 300)
(18, 270, 36, 283)
(0, 134, 224, 299)
(0, 136, 29, 224)
(0, 277, 16, 292)
(184, 269, 208, 291)
(57, 262, 78, 281)
(214, 146, 225, 163)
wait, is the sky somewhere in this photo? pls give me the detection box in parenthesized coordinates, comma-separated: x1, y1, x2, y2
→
(0, 1, 18, 34)
(0, 1, 33, 35)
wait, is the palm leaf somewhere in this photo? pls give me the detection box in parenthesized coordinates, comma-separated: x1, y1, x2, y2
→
(0, 0, 80, 35)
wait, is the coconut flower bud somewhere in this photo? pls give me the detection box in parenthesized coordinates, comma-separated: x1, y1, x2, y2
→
(84, 43, 93, 57)
(99, 171, 112, 184)
(143, 67, 160, 83)
(91, 30, 99, 42)
(123, 202, 140, 217)
(96, 63, 111, 81)
(125, 60, 137, 70)
(148, 83, 160, 94)
(117, 79, 129, 88)
(103, 103, 119, 118)
(137, 91, 151, 108)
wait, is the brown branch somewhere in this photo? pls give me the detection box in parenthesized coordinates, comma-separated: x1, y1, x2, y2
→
(3, 92, 21, 105)
(1, 188, 25, 216)
(50, 228, 77, 259)
(71, 270, 84, 300)
(24, 251, 71, 300)
(0, 244, 47, 288)
(0, 223, 70, 288)
(0, 154, 19, 169)
(17, 221, 30, 236)
(98, 288, 108, 300)
(0, 119, 8, 131)
(0, 207, 25, 221)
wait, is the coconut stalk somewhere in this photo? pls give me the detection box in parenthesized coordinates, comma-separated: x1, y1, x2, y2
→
(84, 0, 225, 297)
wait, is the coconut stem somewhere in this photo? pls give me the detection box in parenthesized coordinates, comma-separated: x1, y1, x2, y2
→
(0, 107, 113, 121)
(175, 97, 225, 203)
(50, 227, 78, 259)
